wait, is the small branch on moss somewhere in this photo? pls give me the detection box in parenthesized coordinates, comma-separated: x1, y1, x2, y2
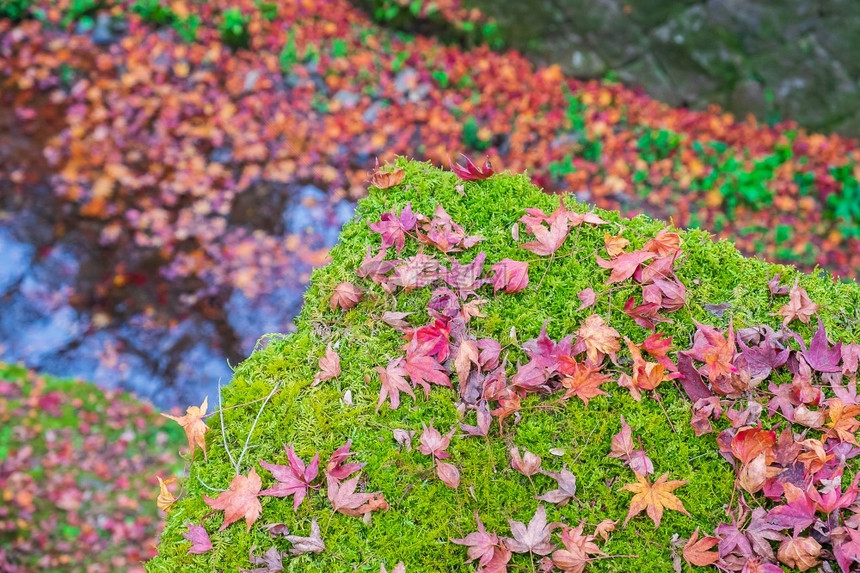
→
(653, 391, 677, 434)
(196, 475, 227, 493)
(204, 394, 270, 418)
(235, 381, 281, 473)
(534, 250, 556, 293)
(218, 380, 239, 475)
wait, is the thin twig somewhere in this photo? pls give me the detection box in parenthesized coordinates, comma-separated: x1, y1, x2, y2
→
(218, 380, 239, 475)
(236, 381, 281, 472)
(197, 475, 228, 492)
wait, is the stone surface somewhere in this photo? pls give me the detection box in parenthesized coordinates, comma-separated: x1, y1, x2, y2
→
(466, 0, 860, 138)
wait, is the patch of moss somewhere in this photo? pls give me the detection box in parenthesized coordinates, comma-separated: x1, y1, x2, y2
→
(148, 160, 860, 572)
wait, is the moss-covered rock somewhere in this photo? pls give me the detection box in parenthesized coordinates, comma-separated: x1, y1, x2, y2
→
(149, 160, 860, 572)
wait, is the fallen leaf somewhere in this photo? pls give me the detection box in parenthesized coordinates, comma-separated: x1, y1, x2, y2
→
(156, 476, 177, 512)
(451, 154, 494, 181)
(682, 528, 719, 566)
(183, 523, 213, 554)
(621, 472, 689, 528)
(510, 447, 542, 477)
(776, 280, 818, 326)
(536, 466, 578, 506)
(437, 462, 460, 489)
(330, 281, 363, 310)
(162, 397, 210, 460)
(204, 468, 263, 531)
(284, 518, 325, 555)
(491, 258, 529, 294)
(312, 343, 341, 386)
(326, 474, 387, 516)
(504, 505, 558, 555)
(259, 445, 320, 509)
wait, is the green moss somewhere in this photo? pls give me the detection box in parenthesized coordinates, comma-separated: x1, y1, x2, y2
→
(148, 160, 860, 572)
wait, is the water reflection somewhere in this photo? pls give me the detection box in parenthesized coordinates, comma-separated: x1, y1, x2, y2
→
(0, 182, 355, 409)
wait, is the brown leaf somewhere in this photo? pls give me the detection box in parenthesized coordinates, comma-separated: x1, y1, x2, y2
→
(156, 476, 178, 512)
(370, 167, 406, 189)
(777, 535, 821, 571)
(162, 397, 210, 460)
(621, 472, 689, 528)
(204, 468, 263, 531)
(593, 519, 616, 542)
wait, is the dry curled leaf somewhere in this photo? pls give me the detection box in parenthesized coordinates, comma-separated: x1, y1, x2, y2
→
(161, 397, 210, 460)
(284, 518, 325, 555)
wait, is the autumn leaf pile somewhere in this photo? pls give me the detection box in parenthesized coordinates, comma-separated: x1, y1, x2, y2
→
(0, 362, 185, 572)
(149, 160, 860, 572)
(1, 0, 858, 342)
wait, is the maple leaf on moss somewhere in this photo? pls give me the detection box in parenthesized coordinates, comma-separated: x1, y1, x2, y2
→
(369, 161, 406, 189)
(520, 211, 570, 256)
(161, 397, 210, 460)
(204, 468, 263, 531)
(330, 281, 363, 310)
(575, 314, 620, 364)
(681, 528, 719, 566)
(259, 444, 320, 509)
(552, 521, 605, 573)
(558, 357, 610, 405)
(491, 258, 529, 294)
(503, 505, 558, 555)
(312, 343, 341, 386)
(284, 518, 325, 555)
(182, 523, 213, 555)
(450, 154, 494, 181)
(620, 472, 689, 528)
(452, 512, 510, 570)
(156, 475, 178, 512)
(326, 474, 388, 516)
(596, 250, 654, 284)
(375, 358, 414, 411)
(776, 280, 818, 326)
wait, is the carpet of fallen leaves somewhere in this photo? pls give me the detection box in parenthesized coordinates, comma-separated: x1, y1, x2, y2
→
(0, 362, 185, 572)
(156, 163, 860, 572)
(1, 0, 858, 329)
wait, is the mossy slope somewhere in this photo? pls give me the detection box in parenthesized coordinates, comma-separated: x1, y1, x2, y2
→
(148, 160, 860, 572)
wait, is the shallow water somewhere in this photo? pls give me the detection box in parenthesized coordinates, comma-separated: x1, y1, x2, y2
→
(0, 162, 355, 410)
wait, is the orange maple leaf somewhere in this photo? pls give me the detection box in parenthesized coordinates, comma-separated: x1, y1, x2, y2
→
(162, 397, 210, 460)
(825, 398, 860, 445)
(621, 472, 689, 528)
(204, 468, 263, 531)
(682, 528, 719, 566)
(576, 314, 621, 364)
(559, 358, 611, 406)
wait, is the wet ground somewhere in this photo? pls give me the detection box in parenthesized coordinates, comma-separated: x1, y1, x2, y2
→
(0, 103, 355, 409)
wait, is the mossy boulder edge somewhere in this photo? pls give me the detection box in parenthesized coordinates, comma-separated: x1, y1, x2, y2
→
(148, 159, 860, 572)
